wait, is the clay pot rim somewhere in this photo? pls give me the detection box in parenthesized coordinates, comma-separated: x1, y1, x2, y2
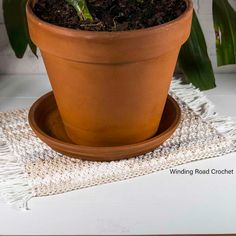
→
(28, 92, 181, 153)
(26, 0, 193, 39)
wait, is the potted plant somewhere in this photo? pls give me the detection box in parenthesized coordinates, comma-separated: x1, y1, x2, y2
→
(21, 0, 193, 147)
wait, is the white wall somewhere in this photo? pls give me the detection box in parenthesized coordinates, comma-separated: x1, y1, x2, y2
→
(0, 0, 236, 75)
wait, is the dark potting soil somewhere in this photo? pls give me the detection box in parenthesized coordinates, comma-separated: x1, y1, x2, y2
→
(33, 0, 187, 31)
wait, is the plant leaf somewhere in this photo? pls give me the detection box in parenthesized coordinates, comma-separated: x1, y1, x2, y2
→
(2, 0, 37, 58)
(65, 0, 93, 20)
(213, 0, 236, 66)
(22, 0, 37, 57)
(178, 10, 216, 91)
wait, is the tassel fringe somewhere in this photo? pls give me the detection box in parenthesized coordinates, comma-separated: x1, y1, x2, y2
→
(0, 139, 33, 210)
(170, 79, 236, 144)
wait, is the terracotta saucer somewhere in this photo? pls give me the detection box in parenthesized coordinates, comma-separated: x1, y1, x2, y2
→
(28, 92, 181, 161)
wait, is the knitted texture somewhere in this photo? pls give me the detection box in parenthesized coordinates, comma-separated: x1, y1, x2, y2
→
(0, 79, 236, 209)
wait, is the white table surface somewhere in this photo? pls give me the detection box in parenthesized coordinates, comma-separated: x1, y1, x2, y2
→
(0, 74, 236, 235)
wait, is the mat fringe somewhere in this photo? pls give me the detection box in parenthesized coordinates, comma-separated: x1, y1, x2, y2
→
(0, 138, 33, 210)
(170, 79, 236, 144)
(0, 78, 236, 210)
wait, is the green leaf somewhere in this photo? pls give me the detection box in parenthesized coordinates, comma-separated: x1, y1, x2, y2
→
(213, 0, 236, 66)
(2, 0, 37, 58)
(65, 0, 93, 20)
(178, 10, 216, 91)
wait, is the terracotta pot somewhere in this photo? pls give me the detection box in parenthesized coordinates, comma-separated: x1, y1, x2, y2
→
(26, 0, 193, 146)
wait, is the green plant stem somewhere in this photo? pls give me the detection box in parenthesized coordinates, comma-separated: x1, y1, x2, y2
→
(65, 0, 93, 21)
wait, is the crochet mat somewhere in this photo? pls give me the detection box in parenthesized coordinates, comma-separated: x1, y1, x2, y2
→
(0, 79, 236, 210)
